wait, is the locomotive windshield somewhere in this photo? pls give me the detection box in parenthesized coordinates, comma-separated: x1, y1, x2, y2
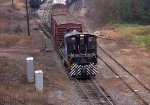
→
(88, 36, 96, 52)
(79, 37, 86, 54)
(66, 34, 96, 54)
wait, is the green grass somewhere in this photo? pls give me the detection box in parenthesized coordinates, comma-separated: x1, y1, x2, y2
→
(115, 23, 150, 49)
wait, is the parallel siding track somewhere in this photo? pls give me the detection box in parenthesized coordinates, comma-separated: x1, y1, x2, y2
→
(30, 9, 51, 38)
(97, 45, 150, 105)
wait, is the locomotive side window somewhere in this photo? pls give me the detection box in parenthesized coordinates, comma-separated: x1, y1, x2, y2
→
(88, 36, 96, 52)
(67, 37, 76, 53)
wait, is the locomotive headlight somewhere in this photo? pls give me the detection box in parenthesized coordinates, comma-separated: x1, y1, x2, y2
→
(80, 34, 84, 37)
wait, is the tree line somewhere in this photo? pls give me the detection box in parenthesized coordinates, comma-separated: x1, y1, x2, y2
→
(94, 0, 150, 24)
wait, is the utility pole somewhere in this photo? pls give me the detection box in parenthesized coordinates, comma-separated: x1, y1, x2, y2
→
(25, 0, 30, 36)
(12, 0, 14, 9)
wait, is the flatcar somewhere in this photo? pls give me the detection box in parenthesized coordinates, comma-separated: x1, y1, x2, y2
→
(66, 0, 77, 6)
(29, 0, 46, 9)
(29, 0, 41, 9)
(50, 4, 97, 77)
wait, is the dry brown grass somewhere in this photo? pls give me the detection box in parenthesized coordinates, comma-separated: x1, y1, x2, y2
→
(0, 20, 11, 33)
(0, 55, 48, 105)
(0, 34, 32, 48)
(0, 0, 26, 33)
(14, 0, 26, 11)
(0, 84, 48, 105)
(0, 0, 25, 10)
(0, 34, 20, 48)
(0, 6, 15, 33)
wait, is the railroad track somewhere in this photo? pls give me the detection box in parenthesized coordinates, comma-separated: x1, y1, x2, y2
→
(30, 0, 52, 37)
(41, 0, 52, 23)
(30, 13, 51, 38)
(29, 0, 54, 51)
(76, 79, 115, 105)
(97, 45, 150, 105)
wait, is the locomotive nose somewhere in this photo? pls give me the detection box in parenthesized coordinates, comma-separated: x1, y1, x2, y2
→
(69, 63, 98, 77)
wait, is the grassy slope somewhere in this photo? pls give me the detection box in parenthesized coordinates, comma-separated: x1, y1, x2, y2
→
(115, 24, 150, 50)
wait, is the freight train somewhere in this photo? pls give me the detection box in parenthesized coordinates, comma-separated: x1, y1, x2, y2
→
(50, 4, 98, 78)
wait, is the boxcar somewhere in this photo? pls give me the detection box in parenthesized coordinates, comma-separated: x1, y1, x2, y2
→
(51, 4, 82, 48)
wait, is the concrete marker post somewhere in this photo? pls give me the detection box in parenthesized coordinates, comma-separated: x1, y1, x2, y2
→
(26, 57, 34, 82)
(35, 70, 43, 92)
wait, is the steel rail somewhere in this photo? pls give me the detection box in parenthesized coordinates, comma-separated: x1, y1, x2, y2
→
(91, 79, 114, 105)
(76, 79, 115, 105)
(76, 79, 95, 105)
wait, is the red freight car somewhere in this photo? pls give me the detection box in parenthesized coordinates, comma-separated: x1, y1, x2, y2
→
(51, 4, 82, 48)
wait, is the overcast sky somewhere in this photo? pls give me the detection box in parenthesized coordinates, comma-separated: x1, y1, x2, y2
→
(53, 0, 66, 4)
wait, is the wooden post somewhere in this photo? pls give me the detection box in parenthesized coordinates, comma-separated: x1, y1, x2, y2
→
(12, 0, 14, 9)
(25, 0, 30, 36)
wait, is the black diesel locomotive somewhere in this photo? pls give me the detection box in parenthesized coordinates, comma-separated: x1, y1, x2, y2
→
(60, 30, 98, 77)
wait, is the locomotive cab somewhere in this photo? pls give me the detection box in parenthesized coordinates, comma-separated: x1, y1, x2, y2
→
(63, 30, 98, 77)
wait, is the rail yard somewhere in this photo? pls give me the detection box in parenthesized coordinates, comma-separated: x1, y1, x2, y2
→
(0, 0, 150, 105)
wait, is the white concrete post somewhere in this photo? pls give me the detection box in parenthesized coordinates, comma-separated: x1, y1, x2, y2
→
(26, 57, 34, 82)
(35, 70, 43, 92)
